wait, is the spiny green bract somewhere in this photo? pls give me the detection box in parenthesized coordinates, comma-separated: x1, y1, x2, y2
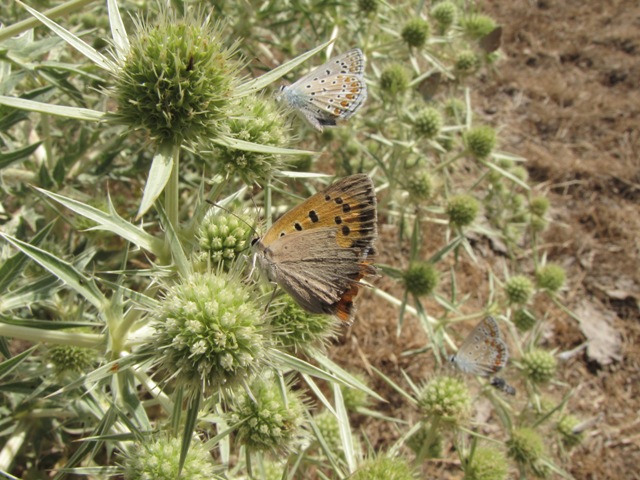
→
(112, 11, 240, 144)
(521, 349, 557, 384)
(401, 18, 430, 48)
(504, 275, 534, 304)
(535, 263, 566, 292)
(417, 375, 471, 426)
(153, 272, 267, 392)
(464, 446, 509, 480)
(350, 457, 416, 480)
(228, 378, 306, 453)
(210, 94, 290, 184)
(270, 295, 336, 351)
(403, 262, 440, 298)
(447, 194, 480, 228)
(121, 436, 217, 480)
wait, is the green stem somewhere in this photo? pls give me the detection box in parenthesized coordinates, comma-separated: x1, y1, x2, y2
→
(165, 144, 181, 235)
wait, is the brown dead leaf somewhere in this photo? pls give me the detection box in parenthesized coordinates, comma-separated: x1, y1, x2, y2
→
(575, 298, 623, 366)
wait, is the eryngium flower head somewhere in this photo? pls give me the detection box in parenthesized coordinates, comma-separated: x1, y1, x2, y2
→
(505, 275, 534, 304)
(401, 18, 430, 48)
(521, 349, 557, 384)
(350, 457, 416, 480)
(380, 64, 410, 97)
(112, 10, 241, 144)
(270, 295, 336, 352)
(197, 209, 252, 269)
(507, 427, 545, 466)
(464, 446, 509, 480)
(403, 262, 440, 298)
(211, 94, 290, 184)
(535, 264, 566, 293)
(121, 435, 217, 480)
(228, 378, 306, 453)
(154, 272, 267, 392)
(418, 375, 471, 427)
(463, 125, 496, 159)
(446, 194, 480, 228)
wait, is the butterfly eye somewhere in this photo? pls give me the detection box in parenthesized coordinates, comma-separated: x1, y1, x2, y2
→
(250, 237, 259, 246)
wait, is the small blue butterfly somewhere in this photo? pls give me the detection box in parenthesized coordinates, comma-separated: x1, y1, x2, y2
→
(276, 48, 367, 131)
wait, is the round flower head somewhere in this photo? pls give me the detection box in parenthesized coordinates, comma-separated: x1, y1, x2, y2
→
(512, 308, 537, 332)
(47, 341, 95, 378)
(507, 427, 545, 468)
(417, 375, 471, 427)
(197, 209, 252, 270)
(446, 194, 480, 229)
(228, 377, 306, 453)
(112, 10, 241, 145)
(209, 94, 290, 184)
(121, 435, 217, 480)
(153, 271, 267, 393)
(455, 50, 480, 75)
(358, 0, 379, 14)
(270, 295, 337, 352)
(505, 275, 534, 305)
(557, 415, 585, 448)
(529, 196, 550, 217)
(403, 262, 440, 298)
(464, 446, 509, 480)
(463, 125, 496, 159)
(431, 2, 457, 32)
(521, 349, 557, 384)
(460, 14, 497, 40)
(413, 107, 443, 139)
(380, 64, 410, 98)
(350, 456, 416, 480)
(535, 264, 566, 293)
(401, 18, 430, 48)
(406, 170, 434, 204)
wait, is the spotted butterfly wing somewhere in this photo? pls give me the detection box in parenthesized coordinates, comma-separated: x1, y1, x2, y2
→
(451, 316, 509, 376)
(279, 48, 367, 131)
(254, 174, 377, 322)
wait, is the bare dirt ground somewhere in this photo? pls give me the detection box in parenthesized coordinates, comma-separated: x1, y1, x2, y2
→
(332, 1, 640, 478)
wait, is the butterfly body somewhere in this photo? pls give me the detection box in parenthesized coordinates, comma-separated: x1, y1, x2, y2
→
(254, 174, 377, 322)
(277, 48, 367, 131)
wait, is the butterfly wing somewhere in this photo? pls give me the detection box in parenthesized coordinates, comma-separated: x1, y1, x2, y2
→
(452, 316, 509, 376)
(257, 174, 377, 322)
(282, 49, 367, 131)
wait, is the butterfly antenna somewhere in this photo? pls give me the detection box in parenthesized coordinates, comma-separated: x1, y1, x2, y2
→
(205, 199, 260, 239)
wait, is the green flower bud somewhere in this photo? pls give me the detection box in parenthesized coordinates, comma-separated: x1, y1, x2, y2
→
(464, 446, 509, 480)
(504, 275, 534, 304)
(455, 50, 480, 75)
(530, 196, 550, 217)
(122, 436, 216, 480)
(463, 125, 496, 159)
(351, 457, 416, 480)
(535, 264, 566, 292)
(557, 415, 585, 448)
(512, 308, 536, 332)
(228, 378, 306, 453)
(511, 166, 529, 182)
(197, 209, 251, 269)
(460, 14, 497, 40)
(342, 372, 372, 410)
(403, 262, 440, 297)
(211, 94, 290, 184)
(271, 295, 336, 351)
(47, 344, 95, 376)
(521, 349, 557, 384)
(153, 272, 267, 393)
(529, 214, 548, 233)
(507, 427, 545, 467)
(401, 18, 430, 48)
(418, 375, 471, 427)
(380, 64, 410, 97)
(413, 107, 443, 139)
(447, 194, 480, 228)
(113, 11, 241, 144)
(431, 2, 457, 32)
(406, 170, 434, 203)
